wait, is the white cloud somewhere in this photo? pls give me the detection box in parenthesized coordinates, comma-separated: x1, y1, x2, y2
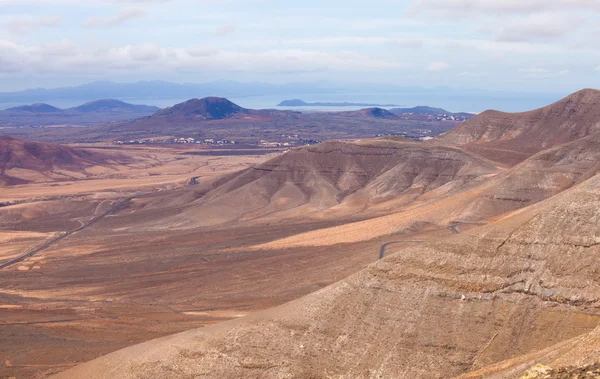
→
(0, 0, 168, 3)
(177, 49, 401, 73)
(595, 65, 600, 71)
(3, 16, 62, 34)
(411, 0, 600, 14)
(39, 39, 77, 57)
(116, 0, 170, 3)
(0, 39, 400, 76)
(215, 23, 236, 37)
(494, 12, 586, 42)
(427, 61, 449, 71)
(519, 67, 570, 78)
(286, 37, 424, 48)
(83, 7, 147, 28)
(457, 71, 488, 77)
(186, 46, 219, 57)
(125, 43, 163, 61)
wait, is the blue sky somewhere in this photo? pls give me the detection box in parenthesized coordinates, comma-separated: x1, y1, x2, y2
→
(1, 0, 599, 92)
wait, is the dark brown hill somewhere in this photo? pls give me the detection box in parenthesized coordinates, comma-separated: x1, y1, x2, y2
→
(337, 107, 399, 119)
(102, 97, 303, 140)
(0, 136, 123, 186)
(453, 131, 600, 221)
(440, 89, 600, 165)
(153, 97, 247, 120)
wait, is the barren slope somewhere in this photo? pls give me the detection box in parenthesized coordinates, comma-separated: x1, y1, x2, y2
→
(130, 139, 499, 228)
(440, 89, 600, 165)
(0, 136, 129, 186)
(248, 132, 600, 250)
(53, 168, 600, 379)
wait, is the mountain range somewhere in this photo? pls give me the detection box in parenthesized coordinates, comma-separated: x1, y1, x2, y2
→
(0, 99, 159, 126)
(82, 98, 458, 143)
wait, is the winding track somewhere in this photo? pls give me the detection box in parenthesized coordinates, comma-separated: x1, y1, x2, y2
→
(0, 195, 140, 270)
(379, 240, 423, 259)
(0, 173, 207, 270)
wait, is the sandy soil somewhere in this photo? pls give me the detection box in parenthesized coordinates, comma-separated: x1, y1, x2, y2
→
(0, 143, 438, 378)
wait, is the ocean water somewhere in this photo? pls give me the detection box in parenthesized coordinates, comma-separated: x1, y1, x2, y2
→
(0, 91, 565, 113)
(227, 92, 564, 113)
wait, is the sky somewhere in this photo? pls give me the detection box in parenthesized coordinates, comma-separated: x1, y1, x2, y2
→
(1, 0, 600, 92)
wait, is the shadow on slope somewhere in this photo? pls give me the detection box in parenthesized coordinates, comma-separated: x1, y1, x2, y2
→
(53, 164, 600, 379)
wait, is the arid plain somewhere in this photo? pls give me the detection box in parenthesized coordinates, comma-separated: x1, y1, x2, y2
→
(1, 135, 463, 378)
(3, 90, 600, 379)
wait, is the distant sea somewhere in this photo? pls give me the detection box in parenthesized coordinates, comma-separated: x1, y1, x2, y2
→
(0, 91, 565, 114)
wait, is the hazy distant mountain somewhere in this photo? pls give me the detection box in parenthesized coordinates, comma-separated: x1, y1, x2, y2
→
(278, 99, 399, 107)
(0, 99, 160, 126)
(0, 80, 345, 104)
(7, 103, 62, 113)
(71, 99, 159, 113)
(0, 80, 567, 114)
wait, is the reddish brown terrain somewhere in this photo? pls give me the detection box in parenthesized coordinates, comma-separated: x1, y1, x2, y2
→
(151, 96, 270, 120)
(0, 136, 131, 186)
(440, 88, 600, 165)
(3, 89, 600, 379)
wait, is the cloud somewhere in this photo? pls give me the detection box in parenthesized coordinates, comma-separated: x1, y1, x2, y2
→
(83, 7, 147, 28)
(410, 0, 600, 14)
(0, 0, 169, 3)
(116, 0, 170, 2)
(0, 39, 400, 77)
(215, 23, 236, 36)
(494, 12, 586, 42)
(125, 43, 163, 61)
(457, 71, 488, 77)
(39, 39, 77, 57)
(186, 46, 219, 57)
(177, 49, 401, 74)
(385, 38, 424, 48)
(427, 61, 449, 71)
(519, 67, 570, 78)
(4, 16, 62, 34)
(286, 37, 423, 48)
(596, 65, 600, 71)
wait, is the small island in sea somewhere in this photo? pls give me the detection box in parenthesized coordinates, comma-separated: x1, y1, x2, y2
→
(277, 99, 399, 107)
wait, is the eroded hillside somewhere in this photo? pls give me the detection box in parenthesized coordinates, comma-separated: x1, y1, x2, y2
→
(53, 165, 600, 379)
